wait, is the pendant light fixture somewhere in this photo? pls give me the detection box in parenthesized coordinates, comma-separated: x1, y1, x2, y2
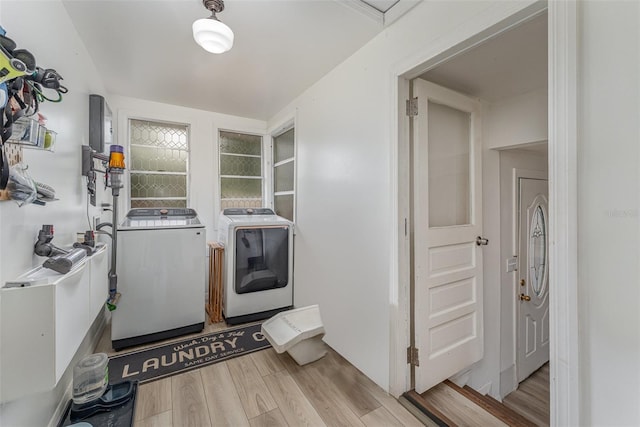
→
(192, 0, 234, 54)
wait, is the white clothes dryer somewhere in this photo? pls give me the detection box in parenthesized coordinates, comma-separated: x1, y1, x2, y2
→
(218, 208, 293, 325)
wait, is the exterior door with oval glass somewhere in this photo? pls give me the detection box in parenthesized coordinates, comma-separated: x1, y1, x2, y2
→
(413, 79, 483, 393)
(517, 178, 549, 381)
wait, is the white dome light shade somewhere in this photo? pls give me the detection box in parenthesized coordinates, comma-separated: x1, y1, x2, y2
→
(192, 18, 234, 54)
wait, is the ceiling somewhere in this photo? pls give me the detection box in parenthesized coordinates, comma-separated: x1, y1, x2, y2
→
(62, 0, 418, 121)
(420, 13, 547, 102)
(361, 0, 400, 13)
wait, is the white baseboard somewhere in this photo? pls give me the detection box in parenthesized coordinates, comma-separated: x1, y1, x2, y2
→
(500, 364, 517, 399)
(448, 368, 472, 388)
(477, 382, 492, 396)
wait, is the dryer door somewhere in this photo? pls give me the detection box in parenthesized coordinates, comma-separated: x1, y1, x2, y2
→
(234, 226, 289, 294)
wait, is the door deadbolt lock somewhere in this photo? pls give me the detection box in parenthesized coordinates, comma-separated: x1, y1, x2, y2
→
(520, 293, 531, 301)
(476, 236, 489, 246)
(520, 279, 526, 287)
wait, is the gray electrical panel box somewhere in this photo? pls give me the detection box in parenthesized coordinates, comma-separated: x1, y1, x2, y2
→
(89, 94, 112, 153)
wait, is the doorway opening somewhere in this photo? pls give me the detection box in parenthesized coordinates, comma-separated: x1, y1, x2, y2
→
(397, 7, 550, 426)
(499, 146, 549, 426)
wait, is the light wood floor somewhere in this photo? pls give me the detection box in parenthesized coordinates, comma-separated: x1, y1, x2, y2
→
(414, 364, 550, 426)
(95, 320, 422, 427)
(419, 383, 508, 427)
(503, 363, 550, 426)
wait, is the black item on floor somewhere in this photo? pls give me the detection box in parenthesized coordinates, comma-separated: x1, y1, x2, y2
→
(58, 381, 138, 427)
(108, 323, 271, 384)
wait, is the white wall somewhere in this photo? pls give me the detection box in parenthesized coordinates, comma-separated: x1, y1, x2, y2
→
(0, 1, 108, 425)
(485, 87, 548, 149)
(0, 0, 107, 283)
(577, 1, 640, 425)
(268, 0, 540, 391)
(108, 95, 266, 239)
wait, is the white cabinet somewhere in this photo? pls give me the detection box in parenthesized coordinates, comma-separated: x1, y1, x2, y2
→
(0, 244, 108, 403)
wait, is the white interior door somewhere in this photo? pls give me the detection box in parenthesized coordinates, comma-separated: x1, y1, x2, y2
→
(517, 178, 549, 381)
(413, 79, 484, 393)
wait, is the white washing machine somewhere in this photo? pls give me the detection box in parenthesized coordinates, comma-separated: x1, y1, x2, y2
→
(112, 208, 205, 350)
(218, 208, 293, 325)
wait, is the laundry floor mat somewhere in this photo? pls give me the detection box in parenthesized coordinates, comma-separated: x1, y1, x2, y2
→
(108, 323, 271, 383)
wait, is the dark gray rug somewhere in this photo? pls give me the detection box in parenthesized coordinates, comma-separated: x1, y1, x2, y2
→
(108, 323, 270, 383)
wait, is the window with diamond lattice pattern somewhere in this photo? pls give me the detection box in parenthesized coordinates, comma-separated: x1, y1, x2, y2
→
(219, 131, 264, 210)
(129, 119, 189, 208)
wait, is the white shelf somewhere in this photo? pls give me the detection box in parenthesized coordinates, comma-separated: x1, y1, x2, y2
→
(0, 244, 108, 403)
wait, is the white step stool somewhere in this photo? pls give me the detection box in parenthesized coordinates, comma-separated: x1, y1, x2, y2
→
(261, 305, 327, 365)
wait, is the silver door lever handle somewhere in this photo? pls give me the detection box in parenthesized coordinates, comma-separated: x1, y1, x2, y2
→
(476, 236, 489, 246)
